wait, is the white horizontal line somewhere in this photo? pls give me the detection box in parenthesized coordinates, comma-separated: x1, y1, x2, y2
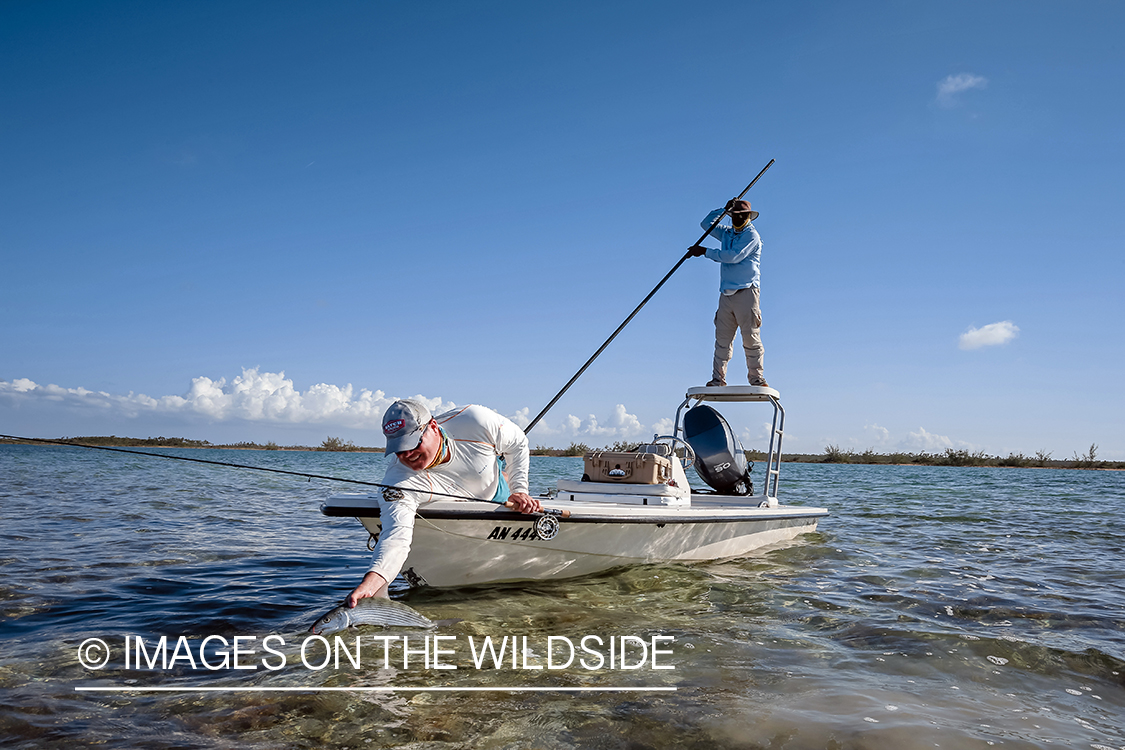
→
(75, 686, 675, 693)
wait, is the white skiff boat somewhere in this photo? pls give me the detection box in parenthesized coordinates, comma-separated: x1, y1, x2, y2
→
(321, 386, 828, 588)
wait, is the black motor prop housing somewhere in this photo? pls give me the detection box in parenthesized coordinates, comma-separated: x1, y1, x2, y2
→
(683, 405, 753, 495)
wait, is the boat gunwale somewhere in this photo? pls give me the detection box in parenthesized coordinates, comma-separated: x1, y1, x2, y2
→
(320, 501, 828, 524)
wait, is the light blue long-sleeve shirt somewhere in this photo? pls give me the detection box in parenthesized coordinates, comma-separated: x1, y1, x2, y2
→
(701, 208, 762, 291)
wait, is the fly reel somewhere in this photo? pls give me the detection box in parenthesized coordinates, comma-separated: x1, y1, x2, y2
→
(533, 514, 560, 541)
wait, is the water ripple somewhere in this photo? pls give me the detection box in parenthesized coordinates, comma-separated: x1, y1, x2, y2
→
(1, 445, 1123, 749)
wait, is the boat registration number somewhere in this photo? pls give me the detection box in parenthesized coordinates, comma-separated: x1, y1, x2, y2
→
(486, 526, 539, 542)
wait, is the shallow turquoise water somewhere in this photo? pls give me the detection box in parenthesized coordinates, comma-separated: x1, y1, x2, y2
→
(1, 445, 1122, 748)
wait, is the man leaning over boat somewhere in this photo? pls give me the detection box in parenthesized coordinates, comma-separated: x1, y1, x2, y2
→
(346, 399, 540, 606)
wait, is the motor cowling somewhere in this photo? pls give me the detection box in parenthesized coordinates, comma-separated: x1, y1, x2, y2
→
(683, 405, 753, 495)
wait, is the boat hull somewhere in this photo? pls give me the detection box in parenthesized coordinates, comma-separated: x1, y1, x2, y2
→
(323, 494, 827, 588)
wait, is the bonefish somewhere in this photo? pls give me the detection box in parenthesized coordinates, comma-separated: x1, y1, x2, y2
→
(308, 597, 435, 635)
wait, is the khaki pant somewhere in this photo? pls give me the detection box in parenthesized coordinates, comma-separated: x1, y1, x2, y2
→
(712, 286, 765, 385)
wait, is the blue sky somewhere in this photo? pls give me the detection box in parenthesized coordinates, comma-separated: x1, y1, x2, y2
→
(2, 1, 1123, 459)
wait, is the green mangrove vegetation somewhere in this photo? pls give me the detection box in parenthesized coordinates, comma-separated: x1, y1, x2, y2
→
(797, 443, 1122, 470)
(4, 436, 1119, 469)
(533, 441, 1122, 470)
(3, 435, 384, 452)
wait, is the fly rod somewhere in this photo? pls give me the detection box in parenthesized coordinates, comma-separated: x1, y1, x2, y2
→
(524, 158, 775, 433)
(0, 434, 569, 518)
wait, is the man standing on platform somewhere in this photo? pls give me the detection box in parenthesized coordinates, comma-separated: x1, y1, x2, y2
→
(689, 198, 769, 387)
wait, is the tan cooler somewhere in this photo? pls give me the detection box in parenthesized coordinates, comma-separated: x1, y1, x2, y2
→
(583, 451, 673, 485)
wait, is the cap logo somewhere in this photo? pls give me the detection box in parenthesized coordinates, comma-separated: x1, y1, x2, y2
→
(382, 419, 405, 436)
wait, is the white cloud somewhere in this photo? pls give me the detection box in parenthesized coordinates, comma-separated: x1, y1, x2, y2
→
(0, 368, 455, 430)
(651, 417, 675, 438)
(0, 370, 669, 448)
(903, 427, 954, 452)
(736, 421, 780, 450)
(10, 378, 37, 393)
(959, 320, 1019, 350)
(523, 403, 666, 445)
(805, 424, 989, 456)
(864, 423, 891, 446)
(936, 73, 987, 108)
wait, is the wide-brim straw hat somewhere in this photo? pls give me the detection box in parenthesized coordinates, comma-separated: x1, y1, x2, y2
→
(730, 200, 759, 222)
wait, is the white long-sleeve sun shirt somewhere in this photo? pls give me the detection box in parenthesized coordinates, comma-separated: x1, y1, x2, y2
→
(367, 404, 530, 584)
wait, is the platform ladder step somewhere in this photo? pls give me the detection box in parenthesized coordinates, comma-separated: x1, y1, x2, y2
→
(764, 410, 785, 499)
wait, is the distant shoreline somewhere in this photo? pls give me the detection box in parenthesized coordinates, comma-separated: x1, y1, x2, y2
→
(0, 435, 385, 454)
(2, 435, 1120, 470)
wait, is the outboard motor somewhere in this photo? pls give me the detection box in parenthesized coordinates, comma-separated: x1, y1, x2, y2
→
(683, 405, 753, 495)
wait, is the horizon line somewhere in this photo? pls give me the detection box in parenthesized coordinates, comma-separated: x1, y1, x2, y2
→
(75, 685, 677, 693)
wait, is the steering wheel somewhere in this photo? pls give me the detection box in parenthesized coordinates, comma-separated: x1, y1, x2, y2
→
(650, 435, 696, 466)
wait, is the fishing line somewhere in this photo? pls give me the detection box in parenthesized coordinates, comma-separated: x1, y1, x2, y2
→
(0, 433, 564, 517)
(524, 158, 776, 433)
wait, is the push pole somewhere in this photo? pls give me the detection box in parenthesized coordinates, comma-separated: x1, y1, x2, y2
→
(524, 159, 775, 433)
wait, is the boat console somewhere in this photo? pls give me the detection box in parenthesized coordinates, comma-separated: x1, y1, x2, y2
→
(554, 385, 786, 509)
